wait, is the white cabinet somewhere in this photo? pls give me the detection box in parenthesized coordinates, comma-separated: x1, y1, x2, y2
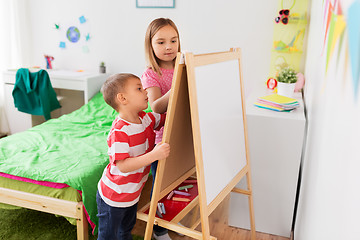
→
(228, 86, 306, 237)
(3, 69, 107, 134)
(4, 83, 34, 133)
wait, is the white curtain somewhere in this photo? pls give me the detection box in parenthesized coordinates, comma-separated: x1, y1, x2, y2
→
(0, 0, 32, 133)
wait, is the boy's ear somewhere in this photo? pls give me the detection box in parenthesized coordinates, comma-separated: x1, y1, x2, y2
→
(116, 92, 127, 105)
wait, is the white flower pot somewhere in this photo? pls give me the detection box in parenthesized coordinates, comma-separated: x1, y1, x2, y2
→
(277, 82, 296, 98)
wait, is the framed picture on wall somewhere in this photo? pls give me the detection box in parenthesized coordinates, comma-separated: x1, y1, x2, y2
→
(136, 0, 175, 8)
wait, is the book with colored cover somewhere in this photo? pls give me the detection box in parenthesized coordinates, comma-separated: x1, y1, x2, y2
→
(254, 94, 299, 112)
(254, 102, 294, 112)
(258, 94, 299, 105)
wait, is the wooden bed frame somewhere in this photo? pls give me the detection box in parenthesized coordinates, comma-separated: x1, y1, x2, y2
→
(0, 186, 88, 240)
(0, 83, 109, 240)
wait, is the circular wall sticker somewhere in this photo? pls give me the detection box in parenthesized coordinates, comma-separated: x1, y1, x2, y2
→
(66, 26, 81, 43)
(55, 16, 90, 53)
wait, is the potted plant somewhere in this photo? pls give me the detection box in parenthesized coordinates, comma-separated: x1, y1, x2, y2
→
(99, 62, 106, 74)
(276, 67, 297, 97)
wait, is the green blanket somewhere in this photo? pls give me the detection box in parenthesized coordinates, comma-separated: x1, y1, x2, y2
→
(0, 92, 117, 234)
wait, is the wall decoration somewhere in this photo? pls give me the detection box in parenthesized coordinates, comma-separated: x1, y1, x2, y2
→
(347, 1, 360, 98)
(273, 29, 305, 52)
(79, 15, 86, 24)
(269, 0, 309, 80)
(321, 0, 360, 99)
(322, 1, 346, 74)
(66, 26, 81, 43)
(82, 45, 89, 54)
(59, 41, 66, 49)
(136, 0, 175, 8)
(55, 15, 91, 53)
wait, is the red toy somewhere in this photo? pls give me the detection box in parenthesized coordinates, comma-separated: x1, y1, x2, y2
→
(44, 55, 54, 69)
(275, 9, 290, 25)
(267, 77, 278, 90)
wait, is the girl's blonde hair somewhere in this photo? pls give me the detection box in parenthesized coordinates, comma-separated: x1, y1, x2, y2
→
(144, 18, 181, 76)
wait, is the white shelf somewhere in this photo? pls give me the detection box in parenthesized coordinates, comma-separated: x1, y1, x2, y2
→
(228, 84, 306, 237)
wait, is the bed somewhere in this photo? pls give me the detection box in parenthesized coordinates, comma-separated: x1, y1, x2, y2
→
(0, 92, 117, 239)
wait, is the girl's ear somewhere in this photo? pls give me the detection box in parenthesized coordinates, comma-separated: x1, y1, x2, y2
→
(116, 92, 127, 105)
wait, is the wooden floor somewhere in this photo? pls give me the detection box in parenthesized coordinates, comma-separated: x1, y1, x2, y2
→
(132, 180, 290, 240)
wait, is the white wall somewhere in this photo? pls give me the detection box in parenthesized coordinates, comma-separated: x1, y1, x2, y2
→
(25, 0, 278, 94)
(0, 0, 33, 133)
(295, 0, 360, 239)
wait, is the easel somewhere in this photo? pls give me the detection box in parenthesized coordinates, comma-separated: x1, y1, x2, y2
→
(137, 48, 256, 240)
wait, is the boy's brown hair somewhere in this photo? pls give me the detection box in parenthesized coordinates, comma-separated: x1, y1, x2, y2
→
(144, 18, 181, 76)
(101, 73, 139, 111)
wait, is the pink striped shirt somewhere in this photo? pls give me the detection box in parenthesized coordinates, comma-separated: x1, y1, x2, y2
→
(98, 111, 166, 207)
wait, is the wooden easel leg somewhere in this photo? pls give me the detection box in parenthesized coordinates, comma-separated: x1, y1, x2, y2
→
(144, 199, 156, 240)
(197, 180, 211, 239)
(200, 212, 211, 239)
(76, 203, 89, 240)
(144, 162, 166, 240)
(246, 172, 256, 240)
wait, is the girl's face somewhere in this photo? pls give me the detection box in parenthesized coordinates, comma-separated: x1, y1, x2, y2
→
(151, 25, 179, 68)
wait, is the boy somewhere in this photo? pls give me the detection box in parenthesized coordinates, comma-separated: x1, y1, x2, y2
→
(97, 73, 170, 240)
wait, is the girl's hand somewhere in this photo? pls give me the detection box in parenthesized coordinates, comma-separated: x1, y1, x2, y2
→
(146, 87, 171, 113)
(152, 143, 170, 160)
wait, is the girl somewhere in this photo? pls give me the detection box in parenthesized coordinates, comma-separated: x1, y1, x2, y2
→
(141, 18, 181, 240)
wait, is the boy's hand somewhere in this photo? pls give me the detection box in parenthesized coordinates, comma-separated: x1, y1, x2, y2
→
(152, 143, 170, 160)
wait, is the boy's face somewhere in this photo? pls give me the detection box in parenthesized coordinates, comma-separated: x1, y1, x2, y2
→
(122, 77, 148, 112)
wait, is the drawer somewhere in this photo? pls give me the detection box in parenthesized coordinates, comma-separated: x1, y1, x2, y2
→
(3, 72, 16, 84)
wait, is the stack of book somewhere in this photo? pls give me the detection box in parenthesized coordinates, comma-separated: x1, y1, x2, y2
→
(254, 94, 300, 112)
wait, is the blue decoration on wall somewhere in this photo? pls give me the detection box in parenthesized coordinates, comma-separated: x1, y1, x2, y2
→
(59, 41, 66, 48)
(79, 15, 86, 24)
(66, 26, 81, 43)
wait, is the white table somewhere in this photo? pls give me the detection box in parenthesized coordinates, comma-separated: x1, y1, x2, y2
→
(228, 85, 306, 237)
(3, 69, 107, 104)
(3, 69, 108, 134)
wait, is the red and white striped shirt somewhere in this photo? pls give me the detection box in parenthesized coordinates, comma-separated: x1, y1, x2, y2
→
(98, 111, 166, 207)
